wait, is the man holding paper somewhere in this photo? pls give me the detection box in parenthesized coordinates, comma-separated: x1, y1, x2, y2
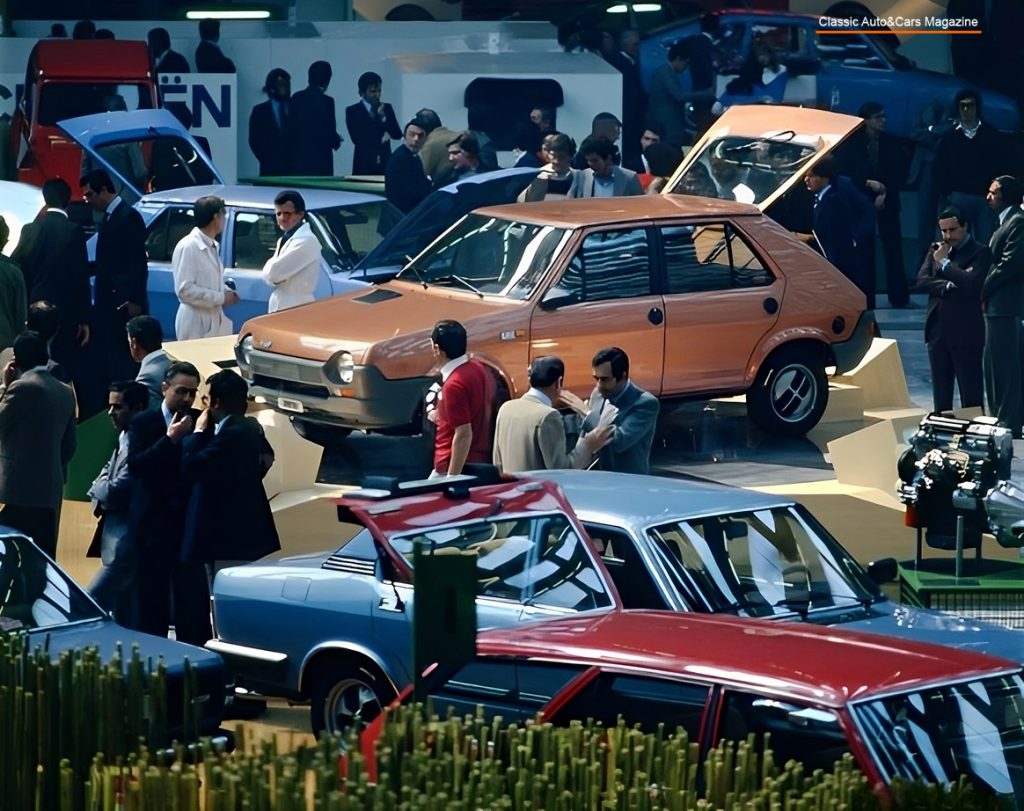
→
(579, 347, 659, 475)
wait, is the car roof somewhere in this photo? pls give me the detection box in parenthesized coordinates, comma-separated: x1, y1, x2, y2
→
(31, 40, 152, 80)
(477, 611, 1018, 707)
(474, 195, 761, 228)
(530, 470, 792, 527)
(139, 184, 383, 209)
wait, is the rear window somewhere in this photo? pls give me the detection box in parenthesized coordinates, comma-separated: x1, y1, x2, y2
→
(36, 81, 155, 126)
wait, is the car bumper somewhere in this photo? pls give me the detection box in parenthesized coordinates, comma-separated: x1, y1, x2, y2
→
(207, 637, 290, 685)
(831, 310, 876, 374)
(242, 349, 433, 429)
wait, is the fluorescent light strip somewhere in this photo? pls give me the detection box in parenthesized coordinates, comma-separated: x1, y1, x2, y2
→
(186, 9, 272, 19)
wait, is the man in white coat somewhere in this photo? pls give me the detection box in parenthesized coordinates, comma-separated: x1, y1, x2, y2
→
(261, 189, 322, 313)
(171, 195, 238, 340)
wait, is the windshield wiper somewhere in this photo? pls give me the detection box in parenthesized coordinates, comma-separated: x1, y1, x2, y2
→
(400, 260, 428, 289)
(431, 274, 485, 298)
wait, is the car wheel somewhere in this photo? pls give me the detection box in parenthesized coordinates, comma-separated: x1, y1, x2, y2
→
(309, 662, 393, 739)
(746, 345, 828, 436)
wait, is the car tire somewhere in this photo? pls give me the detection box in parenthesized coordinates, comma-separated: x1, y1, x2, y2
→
(746, 345, 828, 436)
(309, 661, 394, 739)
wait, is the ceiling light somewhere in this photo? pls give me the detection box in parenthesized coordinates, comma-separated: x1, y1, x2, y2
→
(186, 9, 272, 19)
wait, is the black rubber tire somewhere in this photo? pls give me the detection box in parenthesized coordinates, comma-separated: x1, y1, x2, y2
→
(308, 661, 393, 739)
(746, 345, 828, 436)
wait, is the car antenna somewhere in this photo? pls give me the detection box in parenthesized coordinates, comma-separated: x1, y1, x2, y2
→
(376, 544, 406, 612)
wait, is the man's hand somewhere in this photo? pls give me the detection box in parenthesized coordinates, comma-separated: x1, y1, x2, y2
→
(582, 423, 614, 455)
(932, 242, 951, 265)
(167, 411, 194, 443)
(76, 324, 91, 347)
(558, 389, 589, 417)
(224, 289, 240, 307)
(1, 360, 17, 388)
(874, 192, 886, 211)
(195, 407, 211, 433)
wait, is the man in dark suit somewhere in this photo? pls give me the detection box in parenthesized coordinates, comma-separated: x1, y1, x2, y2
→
(0, 217, 25, 353)
(194, 19, 235, 73)
(86, 380, 149, 623)
(915, 206, 990, 412)
(180, 370, 279, 578)
(148, 27, 190, 78)
(12, 178, 91, 370)
(804, 157, 877, 307)
(385, 118, 431, 214)
(581, 347, 660, 475)
(345, 71, 402, 175)
(82, 169, 148, 384)
(0, 331, 76, 558)
(127, 361, 211, 645)
(248, 68, 293, 177)
(981, 175, 1024, 435)
(290, 60, 343, 176)
(127, 315, 169, 409)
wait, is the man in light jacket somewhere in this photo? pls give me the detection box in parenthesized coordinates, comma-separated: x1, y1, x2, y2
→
(261, 190, 321, 312)
(171, 195, 238, 340)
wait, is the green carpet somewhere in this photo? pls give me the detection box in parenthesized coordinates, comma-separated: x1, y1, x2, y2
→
(64, 411, 117, 502)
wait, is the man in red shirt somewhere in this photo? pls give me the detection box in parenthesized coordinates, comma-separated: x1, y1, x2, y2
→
(430, 320, 496, 476)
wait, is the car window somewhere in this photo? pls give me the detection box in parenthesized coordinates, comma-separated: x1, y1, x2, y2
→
(89, 136, 216, 199)
(37, 81, 154, 126)
(232, 212, 280, 270)
(399, 213, 569, 299)
(749, 23, 810, 60)
(390, 512, 614, 612)
(549, 673, 709, 739)
(309, 201, 402, 272)
(853, 673, 1024, 799)
(558, 229, 651, 303)
(582, 523, 669, 610)
(646, 505, 878, 617)
(144, 205, 196, 263)
(0, 535, 104, 630)
(719, 691, 849, 771)
(662, 223, 773, 294)
(815, 33, 887, 69)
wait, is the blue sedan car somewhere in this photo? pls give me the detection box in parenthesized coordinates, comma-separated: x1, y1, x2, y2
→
(639, 10, 1021, 139)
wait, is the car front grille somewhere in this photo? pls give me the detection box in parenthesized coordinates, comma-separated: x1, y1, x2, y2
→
(250, 353, 325, 385)
(252, 375, 331, 399)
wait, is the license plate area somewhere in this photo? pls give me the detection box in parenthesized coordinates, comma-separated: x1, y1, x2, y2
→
(277, 397, 305, 413)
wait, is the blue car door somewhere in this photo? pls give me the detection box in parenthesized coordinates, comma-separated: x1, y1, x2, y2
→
(140, 203, 196, 340)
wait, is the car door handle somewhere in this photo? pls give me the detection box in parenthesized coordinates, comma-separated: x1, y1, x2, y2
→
(648, 307, 664, 325)
(763, 297, 779, 315)
(378, 595, 405, 613)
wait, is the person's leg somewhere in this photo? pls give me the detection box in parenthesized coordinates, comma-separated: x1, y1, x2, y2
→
(0, 505, 58, 559)
(927, 341, 955, 412)
(134, 548, 173, 638)
(952, 342, 985, 410)
(879, 207, 908, 307)
(171, 562, 212, 646)
(984, 315, 1022, 434)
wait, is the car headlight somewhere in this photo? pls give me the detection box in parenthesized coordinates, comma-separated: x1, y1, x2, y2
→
(236, 334, 254, 369)
(331, 351, 354, 384)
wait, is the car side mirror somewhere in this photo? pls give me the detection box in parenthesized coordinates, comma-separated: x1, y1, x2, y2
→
(539, 288, 580, 311)
(866, 557, 898, 585)
(785, 56, 821, 76)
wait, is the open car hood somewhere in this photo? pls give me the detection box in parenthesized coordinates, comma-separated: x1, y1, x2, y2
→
(58, 108, 223, 204)
(663, 105, 862, 211)
(356, 166, 540, 281)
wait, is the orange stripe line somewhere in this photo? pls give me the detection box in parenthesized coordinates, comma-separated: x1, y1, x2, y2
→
(817, 29, 982, 34)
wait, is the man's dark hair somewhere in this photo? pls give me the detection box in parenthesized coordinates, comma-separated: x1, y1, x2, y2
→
(513, 122, 543, 154)
(164, 361, 200, 384)
(448, 131, 480, 157)
(642, 119, 666, 139)
(148, 27, 171, 54)
(533, 106, 554, 124)
(199, 18, 220, 40)
(938, 205, 967, 227)
(80, 168, 115, 194)
(208, 369, 249, 415)
(358, 71, 383, 94)
(72, 20, 96, 39)
(591, 111, 620, 130)
(954, 87, 982, 117)
(592, 346, 629, 380)
(993, 175, 1024, 206)
(109, 380, 150, 411)
(27, 301, 60, 343)
(405, 118, 427, 135)
(808, 156, 838, 182)
(645, 142, 682, 177)
(274, 189, 306, 213)
(165, 101, 193, 130)
(416, 108, 442, 133)
(126, 315, 163, 351)
(0, 216, 8, 250)
(308, 60, 332, 87)
(529, 356, 565, 389)
(12, 331, 48, 370)
(50, 23, 67, 37)
(858, 101, 885, 120)
(431, 320, 467, 359)
(41, 178, 71, 209)
(543, 132, 575, 157)
(262, 67, 290, 94)
(95, 28, 115, 40)
(193, 195, 225, 228)
(668, 40, 692, 62)
(579, 134, 616, 160)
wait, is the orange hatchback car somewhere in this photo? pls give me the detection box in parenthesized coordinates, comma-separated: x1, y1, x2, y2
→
(236, 192, 872, 437)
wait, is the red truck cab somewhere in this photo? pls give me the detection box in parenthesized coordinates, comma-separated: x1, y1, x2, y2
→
(9, 40, 157, 196)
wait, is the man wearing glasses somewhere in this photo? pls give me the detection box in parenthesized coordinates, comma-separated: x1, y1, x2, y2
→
(934, 89, 1009, 247)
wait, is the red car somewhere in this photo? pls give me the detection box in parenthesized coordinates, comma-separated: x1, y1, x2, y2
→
(365, 611, 1024, 801)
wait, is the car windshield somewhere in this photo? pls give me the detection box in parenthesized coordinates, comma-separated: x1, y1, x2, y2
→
(667, 134, 820, 205)
(397, 214, 569, 299)
(854, 672, 1024, 799)
(308, 201, 401, 272)
(0, 535, 104, 631)
(390, 512, 613, 612)
(646, 505, 880, 617)
(90, 135, 217, 202)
